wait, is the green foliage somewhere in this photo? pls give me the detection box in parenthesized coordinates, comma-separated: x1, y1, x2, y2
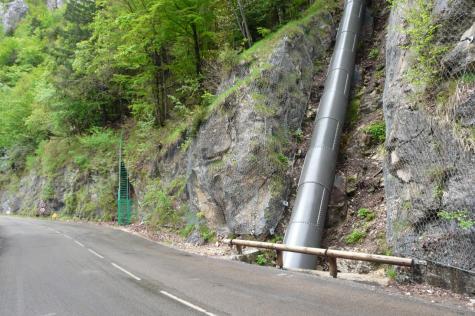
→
(256, 27, 271, 38)
(368, 48, 379, 60)
(344, 230, 366, 244)
(357, 208, 375, 221)
(63, 192, 77, 216)
(461, 72, 475, 84)
(256, 253, 269, 266)
(386, 266, 397, 280)
(41, 181, 55, 200)
(402, 200, 412, 211)
(293, 128, 303, 143)
(199, 225, 216, 243)
(269, 234, 284, 243)
(433, 183, 444, 200)
(0, 0, 338, 228)
(180, 224, 195, 238)
(143, 180, 182, 229)
(276, 153, 289, 166)
(392, 0, 447, 87)
(438, 210, 474, 230)
(364, 121, 386, 144)
(218, 45, 240, 75)
(347, 94, 361, 127)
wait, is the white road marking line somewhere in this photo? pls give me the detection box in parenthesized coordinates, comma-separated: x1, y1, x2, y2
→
(111, 263, 141, 281)
(63, 234, 72, 239)
(88, 248, 104, 259)
(74, 240, 85, 247)
(53, 230, 61, 234)
(160, 290, 217, 316)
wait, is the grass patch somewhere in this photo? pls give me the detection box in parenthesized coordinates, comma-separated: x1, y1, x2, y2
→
(143, 179, 183, 230)
(256, 253, 269, 266)
(386, 266, 397, 280)
(461, 72, 475, 84)
(357, 208, 375, 221)
(240, 0, 338, 62)
(347, 94, 362, 127)
(368, 48, 379, 60)
(364, 121, 386, 144)
(344, 230, 366, 244)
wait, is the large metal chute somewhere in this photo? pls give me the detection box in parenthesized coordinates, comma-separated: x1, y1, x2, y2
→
(283, 0, 366, 269)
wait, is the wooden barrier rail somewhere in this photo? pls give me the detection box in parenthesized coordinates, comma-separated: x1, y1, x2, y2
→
(223, 239, 421, 279)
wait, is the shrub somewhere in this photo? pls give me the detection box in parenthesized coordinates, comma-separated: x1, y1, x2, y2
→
(368, 48, 379, 60)
(293, 129, 303, 143)
(386, 266, 397, 280)
(344, 230, 366, 244)
(143, 181, 181, 229)
(391, 0, 448, 87)
(218, 45, 240, 75)
(357, 208, 375, 221)
(180, 224, 194, 238)
(199, 225, 216, 243)
(438, 210, 474, 230)
(79, 127, 118, 152)
(63, 192, 77, 216)
(41, 181, 55, 201)
(257, 27, 272, 38)
(364, 121, 386, 144)
(256, 254, 268, 266)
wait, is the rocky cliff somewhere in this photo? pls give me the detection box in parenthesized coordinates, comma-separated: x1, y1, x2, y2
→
(187, 13, 334, 235)
(383, 0, 474, 277)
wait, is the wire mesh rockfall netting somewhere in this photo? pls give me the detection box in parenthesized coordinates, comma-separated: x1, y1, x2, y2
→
(388, 0, 475, 271)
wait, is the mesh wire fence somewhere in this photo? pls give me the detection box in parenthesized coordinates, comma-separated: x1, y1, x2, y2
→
(389, 0, 475, 271)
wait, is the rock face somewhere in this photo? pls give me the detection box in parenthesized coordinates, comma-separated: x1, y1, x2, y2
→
(0, 0, 28, 34)
(0, 166, 116, 219)
(384, 0, 475, 282)
(188, 12, 334, 236)
(47, 0, 64, 10)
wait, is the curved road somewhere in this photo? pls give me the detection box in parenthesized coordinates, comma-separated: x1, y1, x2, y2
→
(0, 216, 469, 316)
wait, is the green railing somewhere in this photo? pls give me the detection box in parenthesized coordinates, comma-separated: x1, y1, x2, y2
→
(118, 135, 132, 225)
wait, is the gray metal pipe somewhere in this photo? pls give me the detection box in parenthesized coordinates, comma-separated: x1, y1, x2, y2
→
(283, 0, 365, 269)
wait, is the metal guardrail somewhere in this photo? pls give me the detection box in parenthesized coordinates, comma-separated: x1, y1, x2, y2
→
(223, 239, 424, 279)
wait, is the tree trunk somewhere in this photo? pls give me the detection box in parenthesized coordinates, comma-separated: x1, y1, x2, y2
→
(160, 48, 168, 121)
(191, 22, 202, 76)
(151, 50, 163, 126)
(227, 0, 246, 42)
(236, 0, 252, 47)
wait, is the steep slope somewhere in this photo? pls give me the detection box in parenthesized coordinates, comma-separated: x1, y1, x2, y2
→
(383, 0, 474, 293)
(0, 2, 338, 239)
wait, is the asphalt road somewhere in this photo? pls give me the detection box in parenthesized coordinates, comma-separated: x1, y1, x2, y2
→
(0, 216, 470, 316)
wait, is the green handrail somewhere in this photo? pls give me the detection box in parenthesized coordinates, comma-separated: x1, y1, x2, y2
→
(118, 132, 132, 225)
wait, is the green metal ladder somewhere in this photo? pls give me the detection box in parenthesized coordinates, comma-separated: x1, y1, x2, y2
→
(118, 135, 132, 225)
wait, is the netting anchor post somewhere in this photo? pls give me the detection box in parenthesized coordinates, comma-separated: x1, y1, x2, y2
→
(276, 250, 283, 269)
(328, 257, 338, 278)
(236, 245, 243, 254)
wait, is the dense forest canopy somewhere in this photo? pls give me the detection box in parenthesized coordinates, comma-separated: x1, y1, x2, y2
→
(0, 0, 320, 166)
